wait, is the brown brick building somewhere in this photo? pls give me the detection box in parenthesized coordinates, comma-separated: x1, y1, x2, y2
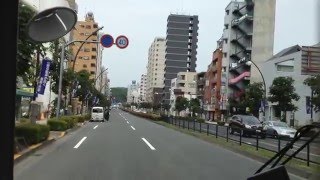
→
(68, 12, 100, 79)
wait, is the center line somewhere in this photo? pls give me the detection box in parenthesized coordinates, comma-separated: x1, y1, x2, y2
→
(131, 126, 136, 130)
(74, 137, 87, 149)
(126, 121, 129, 124)
(141, 137, 156, 150)
(93, 125, 98, 129)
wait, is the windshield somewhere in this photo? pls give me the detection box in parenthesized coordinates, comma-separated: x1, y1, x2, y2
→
(92, 108, 103, 113)
(272, 121, 289, 128)
(242, 116, 260, 125)
(11, 1, 318, 180)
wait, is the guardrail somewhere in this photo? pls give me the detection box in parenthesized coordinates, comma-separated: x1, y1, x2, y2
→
(167, 117, 320, 166)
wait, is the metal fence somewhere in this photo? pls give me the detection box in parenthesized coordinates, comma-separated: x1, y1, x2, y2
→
(167, 118, 320, 166)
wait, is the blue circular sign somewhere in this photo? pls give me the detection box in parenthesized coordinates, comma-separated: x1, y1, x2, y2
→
(100, 34, 114, 48)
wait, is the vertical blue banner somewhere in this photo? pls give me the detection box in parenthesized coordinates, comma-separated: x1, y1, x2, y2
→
(37, 58, 51, 95)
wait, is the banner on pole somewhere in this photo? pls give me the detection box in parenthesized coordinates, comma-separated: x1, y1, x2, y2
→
(37, 58, 51, 95)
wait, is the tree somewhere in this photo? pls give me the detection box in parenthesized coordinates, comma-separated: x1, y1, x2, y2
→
(304, 74, 320, 112)
(189, 98, 201, 117)
(268, 77, 300, 122)
(175, 96, 189, 115)
(111, 87, 128, 103)
(241, 82, 264, 117)
(17, 2, 46, 84)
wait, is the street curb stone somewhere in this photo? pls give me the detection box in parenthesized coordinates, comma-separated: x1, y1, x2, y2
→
(14, 138, 56, 165)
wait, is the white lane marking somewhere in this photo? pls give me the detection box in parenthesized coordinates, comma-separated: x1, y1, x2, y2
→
(74, 137, 87, 149)
(126, 121, 129, 124)
(131, 126, 136, 130)
(142, 138, 156, 150)
(93, 125, 98, 129)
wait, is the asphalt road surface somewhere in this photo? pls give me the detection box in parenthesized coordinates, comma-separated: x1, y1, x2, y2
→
(14, 109, 305, 180)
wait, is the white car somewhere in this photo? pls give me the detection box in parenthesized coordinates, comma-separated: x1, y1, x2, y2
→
(91, 106, 105, 122)
(264, 121, 297, 138)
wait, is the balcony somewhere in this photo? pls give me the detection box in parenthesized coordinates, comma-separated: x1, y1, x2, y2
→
(197, 79, 205, 86)
(229, 71, 250, 85)
(231, 14, 253, 27)
(231, 34, 252, 51)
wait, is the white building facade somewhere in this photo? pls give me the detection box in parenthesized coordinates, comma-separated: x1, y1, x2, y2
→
(261, 44, 320, 126)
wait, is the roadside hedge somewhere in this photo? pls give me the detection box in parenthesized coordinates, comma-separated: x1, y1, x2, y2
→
(47, 120, 68, 131)
(15, 123, 50, 145)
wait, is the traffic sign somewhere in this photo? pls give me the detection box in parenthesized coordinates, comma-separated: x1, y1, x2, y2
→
(115, 35, 129, 49)
(100, 34, 114, 48)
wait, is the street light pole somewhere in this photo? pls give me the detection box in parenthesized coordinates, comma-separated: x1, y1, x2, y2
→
(246, 61, 267, 117)
(56, 40, 100, 119)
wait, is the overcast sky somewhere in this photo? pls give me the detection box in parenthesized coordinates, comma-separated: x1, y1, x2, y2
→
(75, 0, 317, 87)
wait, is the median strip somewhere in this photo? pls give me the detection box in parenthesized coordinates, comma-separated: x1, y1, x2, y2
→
(142, 137, 156, 150)
(74, 137, 87, 149)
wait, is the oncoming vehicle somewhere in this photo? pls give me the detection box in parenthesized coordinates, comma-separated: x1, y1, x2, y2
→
(91, 106, 105, 122)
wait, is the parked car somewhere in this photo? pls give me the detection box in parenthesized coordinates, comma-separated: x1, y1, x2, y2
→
(263, 121, 297, 139)
(228, 115, 266, 138)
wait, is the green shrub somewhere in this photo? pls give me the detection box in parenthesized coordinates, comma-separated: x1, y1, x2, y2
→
(60, 116, 77, 129)
(19, 118, 30, 124)
(84, 114, 91, 120)
(76, 115, 86, 123)
(15, 123, 50, 145)
(48, 120, 68, 131)
(196, 118, 205, 123)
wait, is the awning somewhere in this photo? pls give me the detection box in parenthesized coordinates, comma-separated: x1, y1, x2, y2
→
(16, 89, 34, 97)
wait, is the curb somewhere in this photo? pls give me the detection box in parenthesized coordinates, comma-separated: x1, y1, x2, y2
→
(14, 138, 56, 165)
(14, 125, 83, 165)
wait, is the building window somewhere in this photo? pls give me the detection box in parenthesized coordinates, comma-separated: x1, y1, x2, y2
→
(78, 56, 83, 59)
(80, 33, 84, 36)
(155, 63, 158, 66)
(223, 53, 227, 57)
(91, 55, 96, 59)
(83, 56, 89, 60)
(83, 64, 87, 68)
(93, 24, 98, 28)
(90, 71, 95, 75)
(91, 63, 95, 67)
(277, 65, 294, 72)
(225, 24, 229, 29)
(224, 39, 228, 43)
(86, 25, 91, 29)
(79, 24, 85, 28)
(155, 78, 157, 81)
(156, 54, 158, 56)
(84, 48, 90, 52)
(156, 59, 158, 61)
(181, 75, 185, 80)
(92, 48, 97, 51)
(226, 10, 229, 15)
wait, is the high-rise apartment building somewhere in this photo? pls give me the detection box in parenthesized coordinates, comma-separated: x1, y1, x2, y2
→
(139, 74, 147, 102)
(127, 81, 140, 104)
(146, 37, 166, 103)
(221, 0, 275, 112)
(69, 12, 102, 80)
(163, 14, 199, 105)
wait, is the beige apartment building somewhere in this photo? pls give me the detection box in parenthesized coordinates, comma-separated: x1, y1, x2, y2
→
(146, 37, 166, 103)
(69, 12, 101, 80)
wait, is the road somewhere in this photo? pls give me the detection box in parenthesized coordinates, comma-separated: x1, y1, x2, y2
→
(15, 110, 304, 180)
(172, 119, 320, 164)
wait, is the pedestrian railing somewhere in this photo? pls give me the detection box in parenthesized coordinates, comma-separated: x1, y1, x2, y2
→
(169, 118, 320, 166)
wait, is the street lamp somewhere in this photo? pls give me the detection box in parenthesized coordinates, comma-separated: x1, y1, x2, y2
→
(245, 60, 267, 117)
(56, 39, 101, 119)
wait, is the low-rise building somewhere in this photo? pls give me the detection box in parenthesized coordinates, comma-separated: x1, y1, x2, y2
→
(261, 43, 320, 126)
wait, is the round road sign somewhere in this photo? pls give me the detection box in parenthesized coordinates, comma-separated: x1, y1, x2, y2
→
(115, 35, 129, 49)
(100, 34, 114, 48)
